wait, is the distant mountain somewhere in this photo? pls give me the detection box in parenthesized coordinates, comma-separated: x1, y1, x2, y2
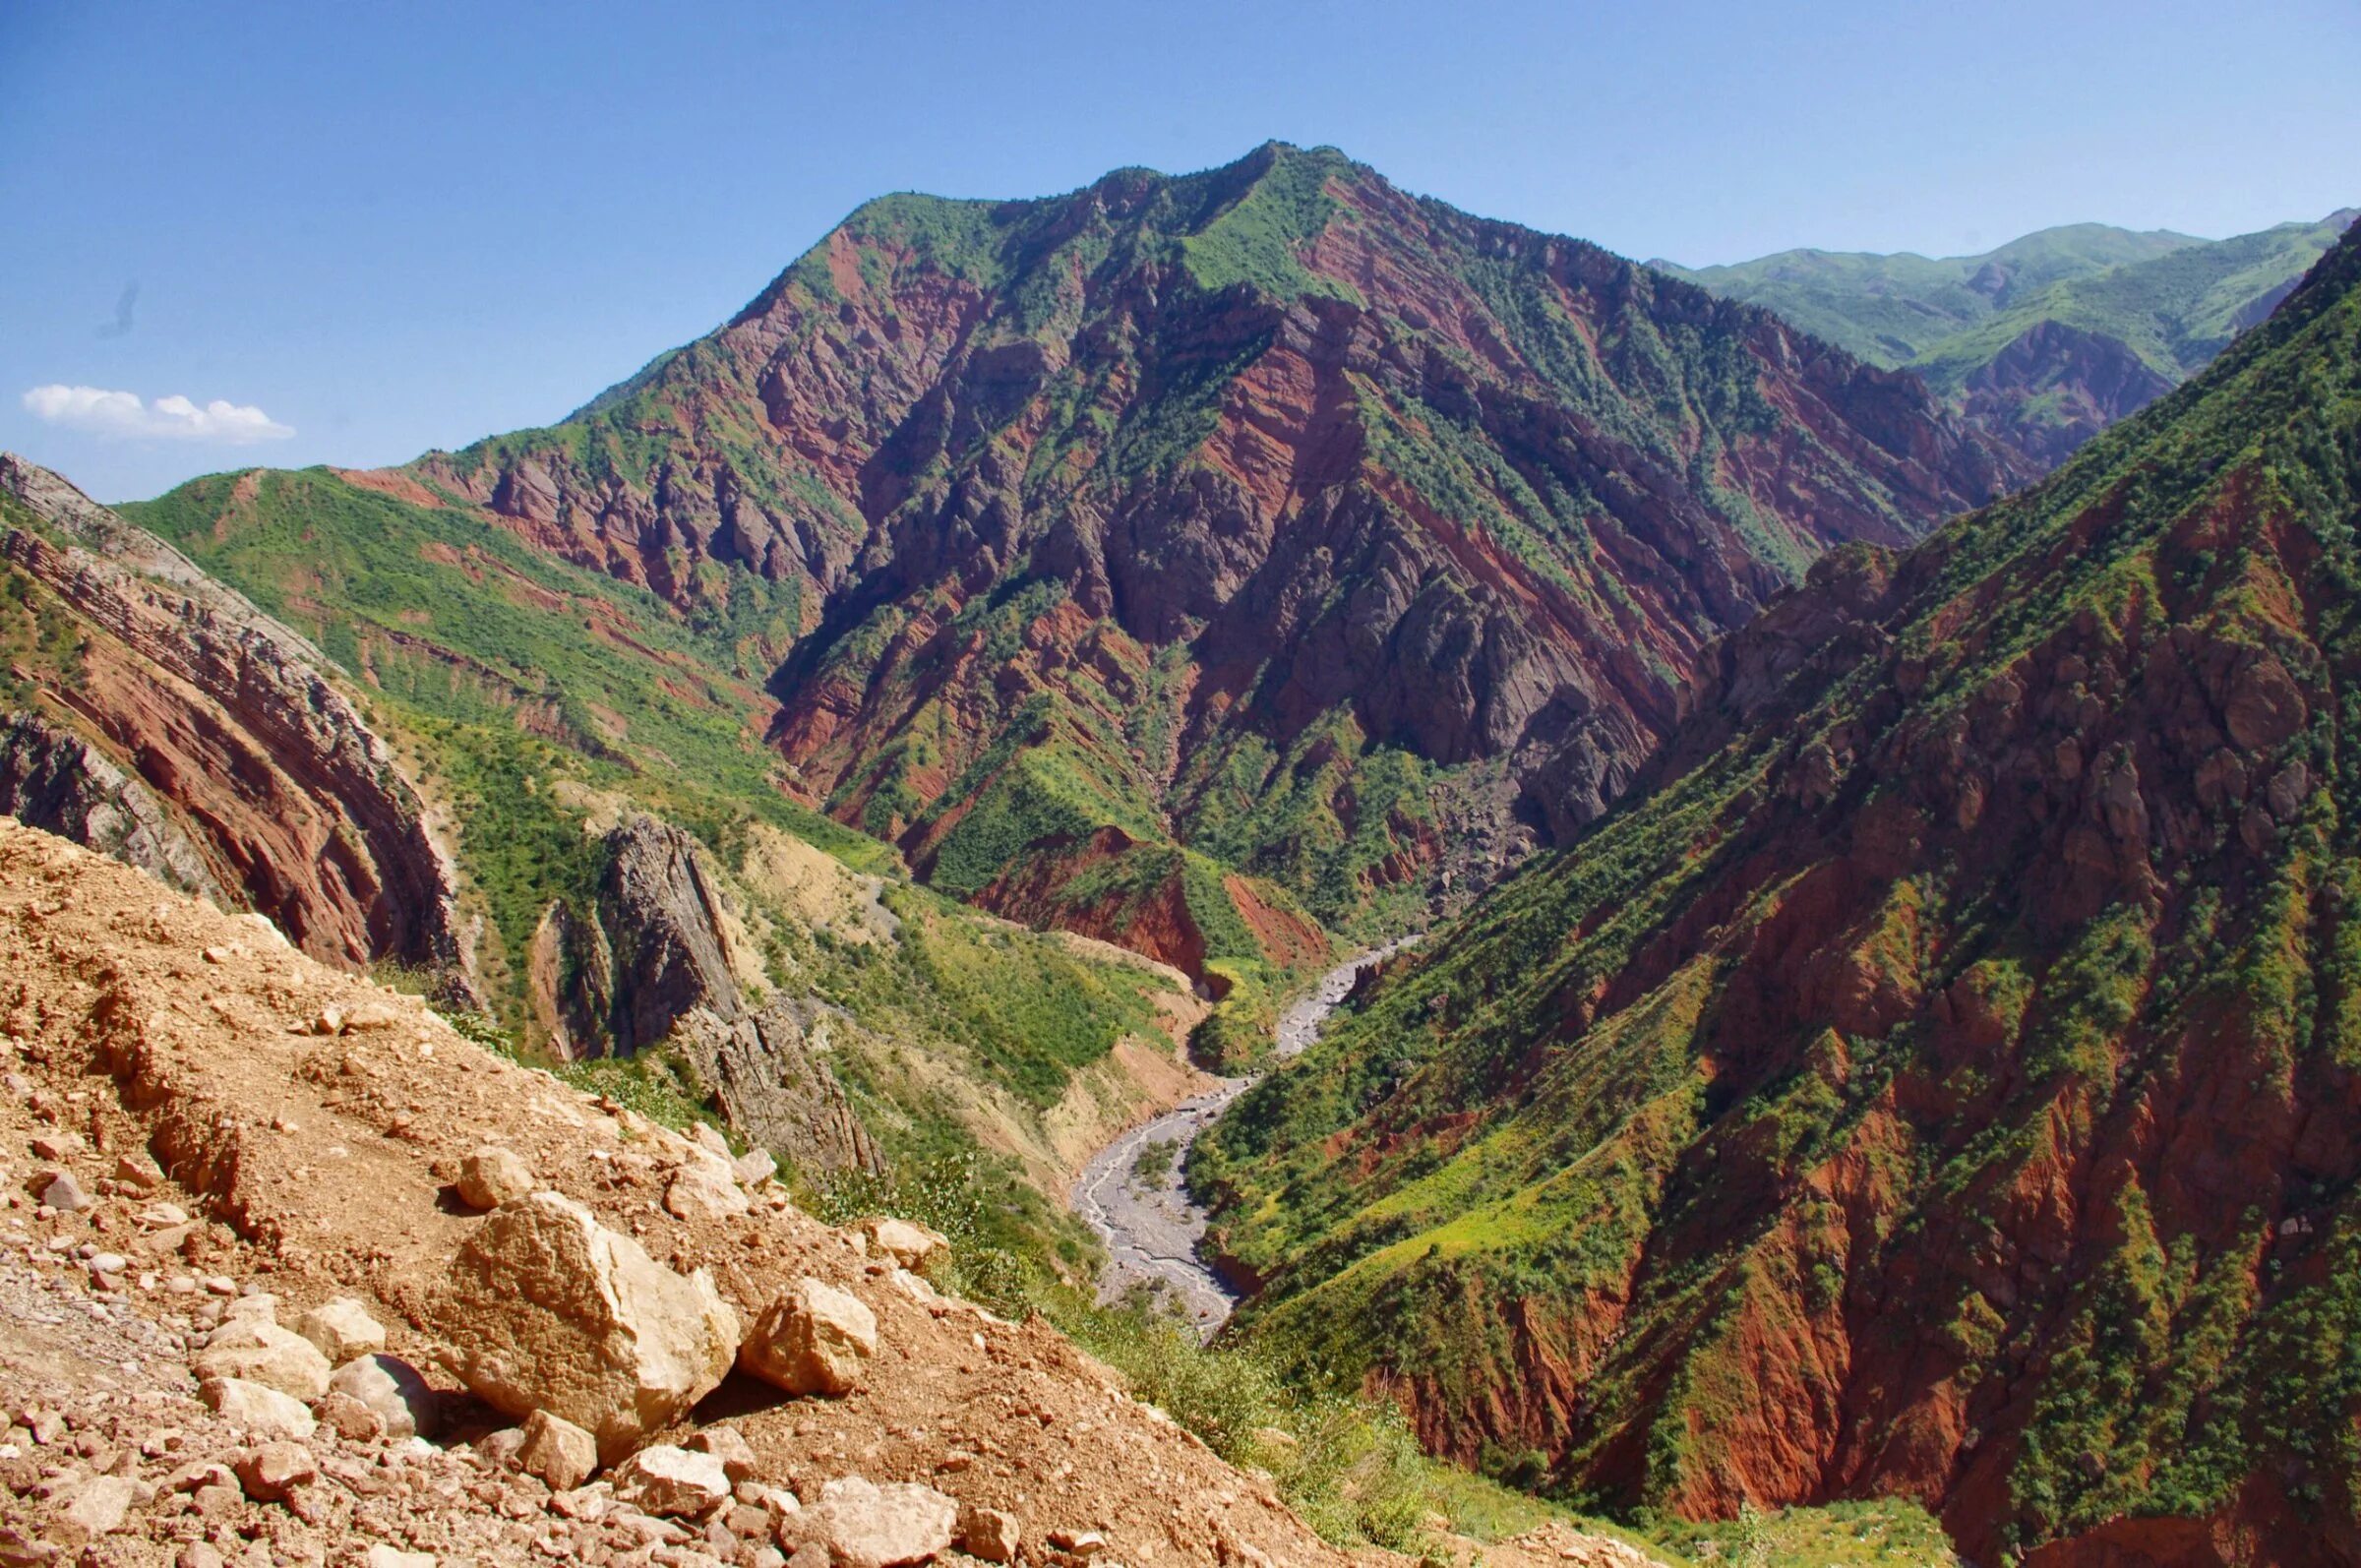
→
(1199, 223, 2361, 1561)
(1662, 211, 2356, 464)
(207, 143, 2021, 1029)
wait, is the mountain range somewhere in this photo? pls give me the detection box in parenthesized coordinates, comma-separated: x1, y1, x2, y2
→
(0, 141, 2352, 1564)
(1662, 211, 2357, 465)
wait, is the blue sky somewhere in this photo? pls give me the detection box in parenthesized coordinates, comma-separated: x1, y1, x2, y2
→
(3, 0, 2355, 502)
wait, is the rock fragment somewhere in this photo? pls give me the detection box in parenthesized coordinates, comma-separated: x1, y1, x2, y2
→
(791, 1477, 956, 1568)
(328, 1354, 438, 1439)
(517, 1408, 599, 1492)
(199, 1377, 315, 1439)
(860, 1217, 948, 1270)
(740, 1277, 878, 1396)
(193, 1319, 332, 1401)
(294, 1296, 386, 1363)
(956, 1502, 1021, 1563)
(611, 1444, 732, 1517)
(456, 1146, 535, 1209)
(234, 1441, 318, 1502)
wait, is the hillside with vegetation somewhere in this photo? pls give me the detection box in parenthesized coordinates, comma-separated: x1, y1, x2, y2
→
(1665, 211, 2355, 465)
(233, 144, 2024, 1001)
(1198, 220, 2361, 1563)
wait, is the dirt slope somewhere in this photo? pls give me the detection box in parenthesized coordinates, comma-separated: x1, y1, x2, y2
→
(0, 818, 1654, 1568)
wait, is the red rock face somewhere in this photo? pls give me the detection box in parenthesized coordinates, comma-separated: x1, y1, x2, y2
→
(0, 458, 470, 988)
(1960, 321, 2178, 469)
(1197, 231, 2361, 1562)
(404, 145, 2027, 941)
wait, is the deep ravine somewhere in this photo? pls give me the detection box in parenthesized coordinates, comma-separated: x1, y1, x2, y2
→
(1069, 941, 1414, 1335)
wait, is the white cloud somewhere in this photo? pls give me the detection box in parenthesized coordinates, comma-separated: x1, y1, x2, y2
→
(22, 384, 294, 445)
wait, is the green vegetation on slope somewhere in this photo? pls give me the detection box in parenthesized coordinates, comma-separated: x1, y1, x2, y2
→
(1200, 227, 2361, 1560)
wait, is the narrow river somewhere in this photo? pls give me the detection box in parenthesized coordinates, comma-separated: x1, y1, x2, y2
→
(1069, 940, 1413, 1337)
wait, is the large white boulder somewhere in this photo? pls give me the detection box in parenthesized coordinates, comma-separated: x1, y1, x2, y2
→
(436, 1190, 740, 1463)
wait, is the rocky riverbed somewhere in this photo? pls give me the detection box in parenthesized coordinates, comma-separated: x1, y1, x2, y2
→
(1069, 942, 1413, 1336)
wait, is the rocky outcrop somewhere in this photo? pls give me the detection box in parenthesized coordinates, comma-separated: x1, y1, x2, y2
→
(0, 710, 221, 900)
(0, 454, 472, 990)
(531, 812, 879, 1170)
(669, 998, 880, 1174)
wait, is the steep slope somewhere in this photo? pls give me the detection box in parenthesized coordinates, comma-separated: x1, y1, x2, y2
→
(1665, 212, 2356, 466)
(0, 455, 470, 984)
(1197, 224, 2361, 1562)
(256, 142, 2023, 964)
(108, 460, 1232, 1235)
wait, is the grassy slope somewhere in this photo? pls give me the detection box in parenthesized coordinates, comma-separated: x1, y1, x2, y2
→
(1201, 228, 2361, 1555)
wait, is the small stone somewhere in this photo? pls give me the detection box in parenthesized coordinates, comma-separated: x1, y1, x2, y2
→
(311, 1391, 385, 1442)
(30, 1133, 82, 1163)
(956, 1504, 1020, 1564)
(790, 1477, 956, 1568)
(341, 1000, 403, 1032)
(111, 1153, 163, 1190)
(684, 1425, 758, 1483)
(294, 1297, 386, 1363)
(329, 1355, 437, 1439)
(731, 1149, 778, 1187)
(517, 1408, 598, 1491)
(176, 1544, 226, 1568)
(612, 1444, 732, 1517)
(137, 1201, 189, 1229)
(663, 1162, 750, 1222)
(455, 1146, 535, 1210)
(200, 1377, 316, 1439)
(234, 1441, 318, 1502)
(363, 1548, 436, 1568)
(476, 1426, 526, 1471)
(88, 1252, 125, 1275)
(36, 1171, 90, 1212)
(1048, 1528, 1107, 1556)
(859, 1218, 948, 1271)
(222, 1292, 277, 1324)
(57, 1474, 137, 1538)
(739, 1278, 877, 1397)
(203, 1274, 236, 1296)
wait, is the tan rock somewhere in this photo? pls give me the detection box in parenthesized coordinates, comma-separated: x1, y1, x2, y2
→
(56, 1475, 137, 1539)
(860, 1217, 948, 1271)
(517, 1408, 598, 1492)
(294, 1297, 386, 1363)
(665, 1161, 751, 1222)
(234, 1441, 317, 1502)
(436, 1190, 740, 1464)
(611, 1444, 732, 1517)
(363, 1548, 436, 1568)
(328, 1354, 437, 1440)
(193, 1319, 331, 1401)
(792, 1477, 956, 1568)
(456, 1146, 535, 1209)
(739, 1277, 877, 1396)
(956, 1502, 1020, 1564)
(686, 1423, 758, 1482)
(222, 1292, 277, 1325)
(199, 1377, 315, 1439)
(312, 1390, 385, 1442)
